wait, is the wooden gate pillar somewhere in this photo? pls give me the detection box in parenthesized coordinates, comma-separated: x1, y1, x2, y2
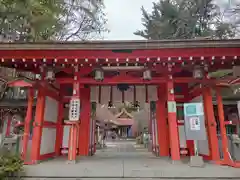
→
(78, 87, 91, 156)
(215, 86, 232, 164)
(31, 87, 46, 164)
(67, 81, 80, 163)
(156, 85, 169, 156)
(166, 77, 180, 161)
(203, 87, 220, 161)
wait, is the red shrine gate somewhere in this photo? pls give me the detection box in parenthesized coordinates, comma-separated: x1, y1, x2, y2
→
(1, 39, 240, 167)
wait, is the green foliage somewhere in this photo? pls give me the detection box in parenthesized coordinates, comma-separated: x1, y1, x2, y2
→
(0, 149, 24, 179)
(0, 0, 64, 41)
(208, 69, 233, 78)
(135, 0, 238, 40)
(0, 0, 107, 42)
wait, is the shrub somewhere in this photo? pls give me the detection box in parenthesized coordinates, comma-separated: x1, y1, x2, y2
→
(0, 148, 24, 180)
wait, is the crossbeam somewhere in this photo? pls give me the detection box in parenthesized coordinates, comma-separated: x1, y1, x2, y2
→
(56, 77, 227, 85)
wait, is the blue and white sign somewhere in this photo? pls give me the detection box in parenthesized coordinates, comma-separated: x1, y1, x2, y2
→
(184, 103, 204, 117)
(184, 103, 207, 140)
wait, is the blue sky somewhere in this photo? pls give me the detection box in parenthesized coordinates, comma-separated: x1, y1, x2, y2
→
(103, 0, 238, 40)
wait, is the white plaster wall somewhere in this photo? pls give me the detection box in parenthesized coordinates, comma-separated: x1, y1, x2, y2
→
(62, 126, 70, 148)
(62, 125, 79, 149)
(44, 96, 59, 123)
(178, 126, 187, 148)
(40, 128, 56, 155)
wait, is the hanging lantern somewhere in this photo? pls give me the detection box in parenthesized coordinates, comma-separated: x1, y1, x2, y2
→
(143, 69, 152, 80)
(193, 66, 204, 79)
(35, 74, 41, 80)
(45, 69, 55, 81)
(94, 69, 104, 81)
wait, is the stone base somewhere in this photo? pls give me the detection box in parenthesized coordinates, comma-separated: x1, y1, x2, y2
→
(66, 160, 76, 164)
(171, 160, 182, 165)
(189, 156, 205, 167)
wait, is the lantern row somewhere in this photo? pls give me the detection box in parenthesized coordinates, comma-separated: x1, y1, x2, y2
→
(6, 59, 237, 69)
(0, 56, 238, 64)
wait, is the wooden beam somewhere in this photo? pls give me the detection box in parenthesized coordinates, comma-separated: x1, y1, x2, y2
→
(56, 77, 224, 85)
(0, 48, 239, 62)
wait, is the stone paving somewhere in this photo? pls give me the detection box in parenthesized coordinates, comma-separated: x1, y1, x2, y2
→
(23, 140, 240, 179)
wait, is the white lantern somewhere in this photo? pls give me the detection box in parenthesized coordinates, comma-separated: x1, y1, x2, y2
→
(193, 67, 203, 79)
(143, 69, 152, 80)
(45, 69, 55, 80)
(35, 74, 41, 80)
(95, 69, 104, 81)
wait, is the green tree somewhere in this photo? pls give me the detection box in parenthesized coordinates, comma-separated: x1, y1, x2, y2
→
(134, 0, 237, 40)
(0, 0, 64, 42)
(0, 0, 108, 85)
(0, 0, 107, 42)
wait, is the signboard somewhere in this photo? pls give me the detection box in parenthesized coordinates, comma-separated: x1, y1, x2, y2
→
(184, 103, 207, 140)
(184, 103, 204, 116)
(68, 98, 80, 121)
(189, 116, 200, 131)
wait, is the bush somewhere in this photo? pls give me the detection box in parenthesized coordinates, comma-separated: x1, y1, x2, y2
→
(0, 148, 24, 180)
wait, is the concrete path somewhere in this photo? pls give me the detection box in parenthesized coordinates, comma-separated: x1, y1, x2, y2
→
(23, 140, 240, 179)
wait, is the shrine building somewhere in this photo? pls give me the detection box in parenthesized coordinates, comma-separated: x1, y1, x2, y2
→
(0, 39, 240, 167)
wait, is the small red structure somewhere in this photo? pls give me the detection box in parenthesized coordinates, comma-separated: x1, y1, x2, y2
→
(0, 39, 240, 167)
(113, 108, 134, 137)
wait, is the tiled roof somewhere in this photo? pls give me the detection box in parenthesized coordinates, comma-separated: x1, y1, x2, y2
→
(112, 118, 134, 126)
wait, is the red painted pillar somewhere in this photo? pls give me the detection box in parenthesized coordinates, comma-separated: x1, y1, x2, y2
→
(22, 88, 34, 162)
(215, 86, 232, 164)
(68, 122, 78, 162)
(166, 77, 180, 161)
(156, 85, 169, 156)
(67, 80, 80, 162)
(31, 87, 46, 164)
(55, 98, 64, 156)
(78, 87, 91, 156)
(203, 87, 220, 161)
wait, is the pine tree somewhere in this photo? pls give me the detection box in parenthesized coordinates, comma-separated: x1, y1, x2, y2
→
(134, 0, 237, 40)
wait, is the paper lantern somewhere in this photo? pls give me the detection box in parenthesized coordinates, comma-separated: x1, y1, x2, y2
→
(94, 69, 104, 81)
(143, 69, 152, 80)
